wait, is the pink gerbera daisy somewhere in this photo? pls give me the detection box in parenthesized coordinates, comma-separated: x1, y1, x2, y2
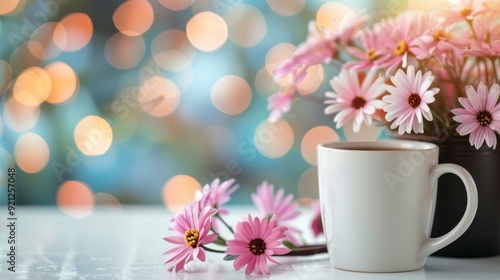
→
(324, 68, 386, 132)
(225, 214, 291, 275)
(163, 203, 218, 272)
(251, 181, 302, 245)
(451, 82, 500, 149)
(383, 65, 440, 134)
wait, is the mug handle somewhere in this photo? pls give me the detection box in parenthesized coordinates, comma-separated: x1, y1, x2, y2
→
(419, 163, 478, 259)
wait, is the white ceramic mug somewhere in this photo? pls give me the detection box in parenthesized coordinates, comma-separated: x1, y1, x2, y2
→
(317, 140, 478, 272)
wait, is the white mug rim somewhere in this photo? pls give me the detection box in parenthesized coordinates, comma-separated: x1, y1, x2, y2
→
(318, 140, 438, 153)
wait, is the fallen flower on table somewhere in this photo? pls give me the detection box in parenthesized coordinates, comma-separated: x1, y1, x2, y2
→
(197, 178, 239, 232)
(163, 202, 218, 272)
(163, 178, 328, 275)
(252, 181, 302, 246)
(225, 214, 290, 275)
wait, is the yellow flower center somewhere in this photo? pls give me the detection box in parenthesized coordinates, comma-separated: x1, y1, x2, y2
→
(184, 228, 199, 248)
(351, 96, 367, 109)
(394, 40, 408, 56)
(366, 49, 380, 61)
(433, 30, 451, 41)
(408, 93, 421, 108)
(249, 238, 266, 256)
(477, 110, 493, 126)
(461, 7, 473, 19)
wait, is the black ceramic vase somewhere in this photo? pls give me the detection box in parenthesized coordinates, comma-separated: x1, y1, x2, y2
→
(430, 137, 500, 257)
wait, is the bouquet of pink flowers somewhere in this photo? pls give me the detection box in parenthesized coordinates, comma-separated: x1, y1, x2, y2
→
(163, 179, 325, 275)
(269, 0, 500, 149)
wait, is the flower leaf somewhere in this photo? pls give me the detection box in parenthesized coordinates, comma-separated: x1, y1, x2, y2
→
(213, 237, 226, 246)
(223, 254, 238, 261)
(282, 240, 298, 249)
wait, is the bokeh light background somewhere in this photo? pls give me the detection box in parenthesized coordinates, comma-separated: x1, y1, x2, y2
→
(0, 0, 445, 216)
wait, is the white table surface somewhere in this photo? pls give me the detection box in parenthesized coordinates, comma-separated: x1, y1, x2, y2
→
(0, 206, 499, 279)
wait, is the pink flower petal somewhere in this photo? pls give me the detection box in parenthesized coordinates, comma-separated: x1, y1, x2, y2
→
(202, 233, 218, 245)
(163, 236, 185, 244)
(245, 256, 257, 275)
(260, 257, 271, 274)
(226, 245, 251, 255)
(197, 247, 206, 261)
(233, 253, 253, 270)
(164, 245, 188, 255)
(265, 255, 282, 265)
(253, 216, 262, 238)
(270, 247, 291, 255)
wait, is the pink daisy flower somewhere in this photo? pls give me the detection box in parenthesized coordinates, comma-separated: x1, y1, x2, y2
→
(343, 28, 391, 71)
(435, 0, 486, 25)
(225, 214, 291, 275)
(376, 11, 427, 72)
(197, 178, 238, 231)
(197, 178, 238, 216)
(383, 65, 440, 134)
(251, 181, 302, 245)
(271, 12, 368, 121)
(324, 68, 386, 132)
(412, 15, 469, 64)
(451, 82, 500, 149)
(274, 11, 368, 82)
(163, 203, 218, 272)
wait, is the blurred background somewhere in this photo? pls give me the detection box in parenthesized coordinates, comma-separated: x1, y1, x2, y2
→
(0, 0, 443, 215)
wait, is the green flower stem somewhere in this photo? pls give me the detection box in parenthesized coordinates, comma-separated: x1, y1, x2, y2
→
(330, 59, 346, 68)
(201, 243, 328, 256)
(482, 59, 491, 85)
(217, 234, 227, 242)
(431, 110, 448, 129)
(303, 94, 326, 105)
(280, 244, 328, 257)
(466, 19, 477, 40)
(491, 58, 499, 84)
(215, 235, 227, 246)
(216, 213, 235, 234)
(200, 244, 226, 254)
